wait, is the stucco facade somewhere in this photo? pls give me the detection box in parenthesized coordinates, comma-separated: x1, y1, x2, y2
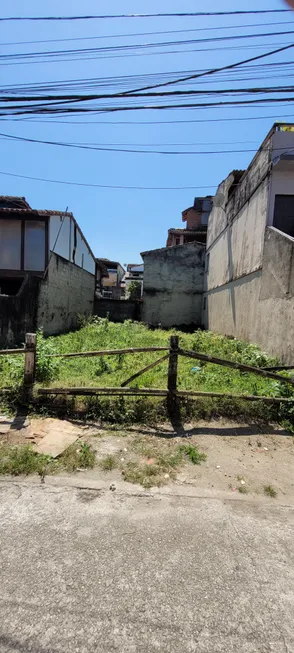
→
(37, 253, 95, 336)
(141, 241, 205, 328)
(203, 123, 294, 364)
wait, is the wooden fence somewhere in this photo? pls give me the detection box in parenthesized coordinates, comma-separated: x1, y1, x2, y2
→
(1, 334, 294, 407)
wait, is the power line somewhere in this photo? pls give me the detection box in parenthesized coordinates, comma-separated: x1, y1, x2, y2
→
(3, 112, 294, 126)
(2, 43, 294, 119)
(2, 29, 294, 63)
(3, 97, 294, 118)
(0, 10, 291, 21)
(0, 169, 216, 191)
(2, 129, 294, 156)
(2, 21, 294, 47)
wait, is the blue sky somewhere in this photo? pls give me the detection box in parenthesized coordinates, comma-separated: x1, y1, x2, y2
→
(0, 0, 293, 264)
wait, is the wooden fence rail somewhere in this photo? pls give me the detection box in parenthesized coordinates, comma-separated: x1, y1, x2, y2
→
(1, 333, 293, 407)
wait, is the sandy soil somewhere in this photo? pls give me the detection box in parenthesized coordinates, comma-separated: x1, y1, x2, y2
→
(1, 415, 293, 498)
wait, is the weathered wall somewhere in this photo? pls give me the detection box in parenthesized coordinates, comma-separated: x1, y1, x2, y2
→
(142, 242, 205, 328)
(205, 227, 294, 364)
(94, 298, 141, 322)
(0, 276, 40, 347)
(37, 253, 95, 336)
(207, 178, 269, 291)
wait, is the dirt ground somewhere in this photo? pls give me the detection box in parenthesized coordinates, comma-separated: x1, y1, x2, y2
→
(0, 415, 293, 498)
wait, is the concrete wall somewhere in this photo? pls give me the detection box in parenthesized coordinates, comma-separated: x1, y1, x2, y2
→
(37, 253, 95, 336)
(0, 276, 40, 347)
(142, 242, 205, 328)
(204, 125, 294, 363)
(94, 298, 141, 322)
(205, 228, 294, 364)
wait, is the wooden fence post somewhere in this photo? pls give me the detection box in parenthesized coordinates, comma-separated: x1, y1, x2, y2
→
(167, 335, 179, 420)
(23, 333, 37, 399)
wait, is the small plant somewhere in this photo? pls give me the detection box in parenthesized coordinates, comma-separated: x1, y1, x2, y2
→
(36, 330, 60, 383)
(99, 454, 117, 471)
(179, 444, 207, 465)
(238, 485, 248, 494)
(0, 445, 55, 476)
(264, 484, 277, 498)
(61, 441, 96, 472)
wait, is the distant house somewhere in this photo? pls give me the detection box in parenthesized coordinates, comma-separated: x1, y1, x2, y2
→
(0, 195, 96, 346)
(96, 259, 125, 300)
(123, 264, 144, 298)
(167, 196, 213, 247)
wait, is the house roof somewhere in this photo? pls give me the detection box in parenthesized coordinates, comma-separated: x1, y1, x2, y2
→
(0, 195, 31, 209)
(168, 227, 207, 234)
(141, 241, 206, 256)
(0, 198, 96, 263)
(97, 258, 125, 272)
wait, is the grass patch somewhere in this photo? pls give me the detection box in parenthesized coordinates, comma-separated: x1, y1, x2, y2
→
(0, 441, 96, 477)
(264, 484, 277, 498)
(238, 485, 249, 494)
(122, 460, 174, 489)
(179, 443, 207, 465)
(122, 436, 207, 488)
(99, 454, 117, 471)
(1, 318, 293, 426)
(60, 442, 96, 472)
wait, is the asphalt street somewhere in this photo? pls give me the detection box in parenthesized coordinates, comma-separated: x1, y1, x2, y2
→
(1, 479, 294, 653)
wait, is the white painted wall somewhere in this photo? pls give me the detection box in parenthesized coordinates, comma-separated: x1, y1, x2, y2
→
(49, 215, 95, 275)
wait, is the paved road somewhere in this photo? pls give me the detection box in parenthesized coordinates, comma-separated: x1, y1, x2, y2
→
(1, 479, 294, 653)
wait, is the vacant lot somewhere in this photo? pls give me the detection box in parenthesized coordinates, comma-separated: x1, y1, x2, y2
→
(0, 319, 293, 425)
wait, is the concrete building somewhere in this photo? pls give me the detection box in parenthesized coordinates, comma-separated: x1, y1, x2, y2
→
(141, 241, 205, 328)
(167, 196, 213, 247)
(0, 196, 96, 346)
(96, 259, 125, 300)
(123, 264, 144, 298)
(203, 123, 294, 364)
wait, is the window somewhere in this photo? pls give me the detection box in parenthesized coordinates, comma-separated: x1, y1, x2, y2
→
(0, 220, 21, 270)
(0, 217, 47, 273)
(24, 221, 46, 271)
(203, 296, 207, 311)
(175, 237, 181, 245)
(273, 195, 294, 238)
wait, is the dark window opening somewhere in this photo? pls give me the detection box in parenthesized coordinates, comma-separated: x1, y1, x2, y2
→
(72, 224, 77, 263)
(203, 296, 207, 311)
(0, 277, 24, 296)
(273, 195, 294, 238)
(175, 237, 181, 245)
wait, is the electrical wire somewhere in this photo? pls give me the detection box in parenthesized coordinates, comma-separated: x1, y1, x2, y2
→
(0, 169, 217, 191)
(0, 10, 291, 21)
(2, 21, 294, 47)
(3, 112, 294, 126)
(2, 29, 294, 63)
(2, 129, 294, 156)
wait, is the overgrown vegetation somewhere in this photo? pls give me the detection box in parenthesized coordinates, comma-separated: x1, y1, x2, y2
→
(0, 318, 293, 426)
(0, 441, 95, 477)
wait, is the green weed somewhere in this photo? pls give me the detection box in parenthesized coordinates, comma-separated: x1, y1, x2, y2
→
(0, 441, 96, 477)
(264, 484, 277, 498)
(0, 445, 56, 476)
(99, 454, 117, 471)
(238, 485, 248, 494)
(179, 444, 207, 465)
